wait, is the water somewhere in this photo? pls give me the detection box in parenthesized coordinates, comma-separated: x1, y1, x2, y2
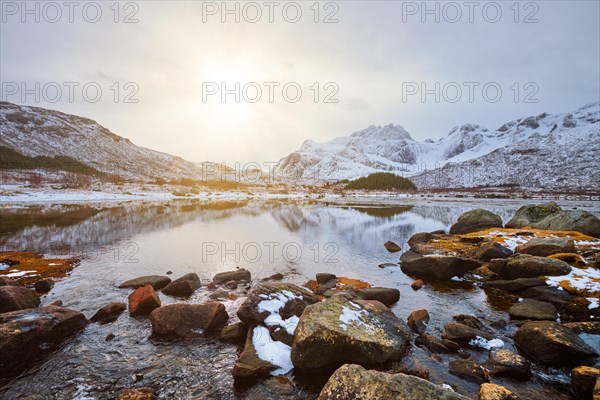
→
(1, 198, 598, 399)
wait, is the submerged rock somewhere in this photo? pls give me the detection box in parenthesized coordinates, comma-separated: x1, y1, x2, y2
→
(356, 287, 400, 307)
(400, 251, 482, 281)
(318, 364, 468, 400)
(291, 297, 411, 371)
(118, 275, 171, 290)
(483, 348, 531, 380)
(150, 302, 228, 338)
(0, 285, 40, 313)
(90, 302, 126, 324)
(488, 254, 571, 279)
(128, 285, 161, 316)
(449, 209, 503, 235)
(516, 237, 576, 257)
(508, 299, 558, 321)
(213, 268, 251, 285)
(161, 273, 201, 297)
(478, 383, 518, 400)
(484, 278, 547, 293)
(514, 321, 598, 366)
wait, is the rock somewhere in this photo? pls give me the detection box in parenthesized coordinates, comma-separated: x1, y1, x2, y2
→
(516, 237, 576, 257)
(150, 302, 228, 337)
(508, 299, 558, 321)
(400, 251, 482, 281)
(475, 242, 513, 262)
(90, 302, 126, 324)
(483, 349, 531, 380)
(449, 209, 503, 235)
(488, 254, 571, 279)
(105, 333, 115, 341)
(505, 202, 562, 229)
(356, 287, 400, 307)
(407, 309, 430, 334)
(0, 286, 40, 313)
(408, 232, 435, 249)
(561, 298, 600, 322)
(49, 300, 63, 306)
(262, 273, 284, 281)
(270, 325, 294, 346)
(315, 279, 337, 295)
(478, 383, 518, 400)
(514, 321, 598, 366)
(563, 321, 600, 334)
(532, 210, 600, 238)
(594, 376, 600, 400)
(415, 333, 459, 353)
(449, 358, 485, 383)
(0, 276, 18, 286)
(225, 280, 238, 290)
(237, 283, 318, 326)
(318, 364, 468, 400)
(213, 268, 251, 285)
(0, 305, 88, 374)
(452, 315, 489, 332)
(116, 388, 155, 400)
(128, 285, 161, 316)
(33, 279, 54, 293)
(378, 263, 398, 269)
(572, 366, 600, 399)
(291, 297, 411, 371)
(161, 273, 201, 297)
(520, 286, 574, 308)
(411, 279, 424, 290)
(233, 326, 279, 380)
(384, 241, 401, 253)
(316, 273, 337, 284)
(442, 322, 492, 345)
(484, 278, 547, 293)
(118, 275, 171, 290)
(220, 321, 247, 343)
(209, 289, 230, 300)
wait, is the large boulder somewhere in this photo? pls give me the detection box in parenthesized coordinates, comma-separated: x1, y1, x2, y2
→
(150, 302, 228, 337)
(483, 348, 531, 380)
(488, 254, 571, 279)
(475, 242, 513, 262)
(318, 364, 468, 400)
(161, 273, 201, 297)
(128, 285, 161, 316)
(213, 268, 251, 285)
(449, 209, 503, 234)
(90, 302, 126, 324)
(291, 297, 411, 371)
(356, 287, 400, 307)
(0, 285, 40, 313)
(479, 383, 518, 400)
(0, 305, 88, 374)
(508, 299, 558, 321)
(516, 237, 576, 257)
(532, 210, 600, 238)
(506, 202, 562, 229)
(400, 251, 482, 281)
(408, 232, 435, 249)
(514, 321, 598, 366)
(118, 275, 171, 290)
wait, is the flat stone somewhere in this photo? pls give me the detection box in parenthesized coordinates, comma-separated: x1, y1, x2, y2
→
(118, 275, 171, 290)
(483, 348, 531, 380)
(508, 299, 558, 321)
(516, 237, 576, 257)
(213, 269, 251, 285)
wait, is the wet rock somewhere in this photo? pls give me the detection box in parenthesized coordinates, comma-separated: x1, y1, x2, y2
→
(415, 333, 459, 353)
(532, 210, 600, 238)
(478, 383, 518, 400)
(33, 279, 54, 293)
(161, 273, 201, 297)
(90, 302, 126, 324)
(291, 297, 411, 371)
(520, 286, 574, 308)
(378, 263, 398, 269)
(315, 279, 337, 295)
(220, 321, 247, 343)
(0, 276, 18, 286)
(516, 237, 576, 257)
(514, 321, 598, 366)
(488, 254, 571, 279)
(0, 285, 40, 313)
(571, 366, 600, 399)
(384, 241, 402, 253)
(408, 232, 435, 249)
(483, 348, 531, 380)
(209, 289, 229, 300)
(505, 202, 562, 229)
(452, 315, 489, 332)
(233, 326, 279, 380)
(49, 300, 63, 306)
(411, 279, 424, 290)
(105, 333, 115, 341)
(150, 302, 228, 338)
(225, 280, 238, 290)
(0, 305, 88, 374)
(449, 209, 503, 235)
(508, 299, 558, 321)
(407, 309, 430, 334)
(118, 275, 171, 290)
(484, 278, 547, 293)
(318, 364, 468, 400)
(207, 282, 216, 289)
(563, 321, 600, 334)
(475, 242, 513, 262)
(213, 268, 251, 285)
(316, 273, 337, 284)
(237, 283, 317, 326)
(400, 251, 482, 281)
(116, 387, 155, 400)
(128, 285, 161, 317)
(442, 322, 492, 345)
(262, 273, 284, 281)
(356, 287, 400, 307)
(449, 358, 486, 383)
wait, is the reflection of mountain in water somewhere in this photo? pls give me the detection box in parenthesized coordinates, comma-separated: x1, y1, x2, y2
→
(410, 205, 516, 226)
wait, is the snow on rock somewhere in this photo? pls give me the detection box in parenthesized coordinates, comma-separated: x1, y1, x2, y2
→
(257, 290, 303, 335)
(252, 326, 294, 375)
(469, 336, 504, 350)
(339, 301, 375, 333)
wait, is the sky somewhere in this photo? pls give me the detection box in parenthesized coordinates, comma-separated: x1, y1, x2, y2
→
(1, 0, 599, 165)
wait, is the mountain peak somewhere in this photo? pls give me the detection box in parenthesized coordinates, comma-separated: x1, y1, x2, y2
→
(350, 123, 413, 141)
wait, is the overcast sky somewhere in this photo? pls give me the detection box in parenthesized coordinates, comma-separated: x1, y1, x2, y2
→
(1, 0, 599, 164)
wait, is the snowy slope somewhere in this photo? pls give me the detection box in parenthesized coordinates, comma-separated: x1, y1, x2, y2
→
(274, 103, 600, 191)
(0, 102, 202, 181)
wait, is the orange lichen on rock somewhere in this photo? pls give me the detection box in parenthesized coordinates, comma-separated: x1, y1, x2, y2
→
(0, 251, 79, 286)
(548, 253, 587, 267)
(304, 277, 372, 294)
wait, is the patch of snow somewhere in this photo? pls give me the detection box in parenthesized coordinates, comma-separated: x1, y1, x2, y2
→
(4, 270, 37, 278)
(257, 290, 303, 335)
(469, 336, 504, 350)
(441, 383, 454, 392)
(546, 266, 600, 294)
(252, 326, 293, 375)
(339, 302, 375, 333)
(587, 298, 599, 309)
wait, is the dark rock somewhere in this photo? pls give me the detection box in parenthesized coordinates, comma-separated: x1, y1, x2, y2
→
(233, 326, 278, 380)
(213, 269, 251, 285)
(532, 210, 600, 238)
(166, 270, 173, 275)
(431, 230, 446, 234)
(448, 358, 485, 383)
(150, 302, 228, 337)
(449, 209, 503, 234)
(0, 276, 18, 286)
(411, 279, 424, 290)
(484, 278, 547, 293)
(315, 279, 337, 295)
(415, 333, 459, 353)
(505, 202, 562, 229)
(563, 321, 600, 334)
(508, 299, 558, 321)
(488, 254, 571, 279)
(514, 321, 598, 366)
(220, 321, 247, 343)
(105, 333, 115, 341)
(561, 298, 600, 322)
(384, 241, 402, 253)
(316, 273, 337, 284)
(225, 280, 238, 290)
(161, 273, 201, 297)
(571, 366, 600, 400)
(91, 302, 126, 324)
(128, 285, 161, 316)
(262, 273, 284, 281)
(479, 383, 518, 400)
(452, 315, 489, 332)
(407, 309, 430, 334)
(209, 289, 229, 300)
(516, 237, 576, 257)
(118, 275, 171, 290)
(0, 285, 40, 313)
(442, 322, 492, 345)
(270, 325, 294, 346)
(520, 286, 574, 307)
(400, 250, 482, 281)
(408, 232, 434, 249)
(483, 348, 531, 380)
(378, 263, 398, 269)
(356, 287, 400, 307)
(475, 242, 513, 261)
(33, 279, 54, 293)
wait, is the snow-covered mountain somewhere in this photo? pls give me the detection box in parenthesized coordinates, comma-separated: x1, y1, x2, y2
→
(275, 103, 600, 191)
(0, 102, 202, 182)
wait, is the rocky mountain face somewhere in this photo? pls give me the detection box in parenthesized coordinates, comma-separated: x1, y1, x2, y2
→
(275, 103, 600, 191)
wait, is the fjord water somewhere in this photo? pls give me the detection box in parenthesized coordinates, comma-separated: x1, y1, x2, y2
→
(1, 198, 599, 399)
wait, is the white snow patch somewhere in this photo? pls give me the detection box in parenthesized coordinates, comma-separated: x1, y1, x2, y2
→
(469, 336, 504, 350)
(546, 266, 600, 294)
(441, 383, 454, 392)
(587, 298, 599, 309)
(252, 326, 293, 375)
(339, 301, 375, 333)
(257, 290, 303, 335)
(4, 270, 37, 278)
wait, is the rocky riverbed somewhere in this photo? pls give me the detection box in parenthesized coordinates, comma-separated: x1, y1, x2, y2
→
(0, 200, 599, 399)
